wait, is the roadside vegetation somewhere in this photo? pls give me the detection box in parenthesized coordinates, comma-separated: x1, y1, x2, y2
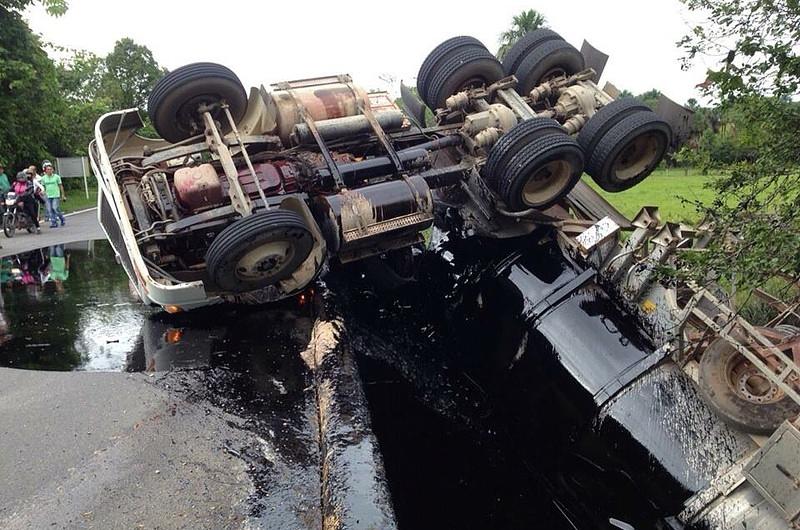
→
(1, 0, 165, 172)
(585, 169, 716, 224)
(61, 180, 98, 214)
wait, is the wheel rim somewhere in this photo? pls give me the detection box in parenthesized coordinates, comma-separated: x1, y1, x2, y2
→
(612, 132, 661, 181)
(539, 67, 567, 84)
(521, 159, 573, 206)
(725, 353, 784, 405)
(455, 76, 490, 96)
(235, 241, 296, 282)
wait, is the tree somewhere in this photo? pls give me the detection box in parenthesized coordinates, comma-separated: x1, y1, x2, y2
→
(497, 9, 548, 61)
(0, 5, 69, 169)
(3, 0, 67, 16)
(103, 38, 166, 110)
(678, 0, 800, 290)
(635, 88, 662, 110)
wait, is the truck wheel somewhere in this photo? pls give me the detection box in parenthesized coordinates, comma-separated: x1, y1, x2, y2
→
(148, 62, 248, 144)
(577, 98, 651, 157)
(424, 47, 504, 111)
(205, 210, 314, 293)
(491, 132, 584, 211)
(482, 117, 566, 186)
(417, 36, 485, 107)
(698, 335, 800, 434)
(513, 39, 585, 95)
(501, 28, 564, 75)
(3, 214, 15, 238)
(585, 111, 671, 192)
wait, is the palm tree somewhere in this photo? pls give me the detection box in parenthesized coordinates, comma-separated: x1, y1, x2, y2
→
(497, 9, 548, 61)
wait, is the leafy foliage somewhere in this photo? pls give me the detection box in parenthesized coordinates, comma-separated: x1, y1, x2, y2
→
(678, 0, 800, 290)
(496, 9, 548, 61)
(103, 38, 166, 110)
(634, 88, 662, 110)
(0, 2, 166, 172)
(3, 0, 68, 16)
(0, 6, 68, 169)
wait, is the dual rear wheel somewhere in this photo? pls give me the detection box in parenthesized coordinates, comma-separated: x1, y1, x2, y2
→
(483, 118, 583, 211)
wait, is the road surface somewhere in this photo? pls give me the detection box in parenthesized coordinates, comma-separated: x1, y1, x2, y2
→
(0, 208, 104, 258)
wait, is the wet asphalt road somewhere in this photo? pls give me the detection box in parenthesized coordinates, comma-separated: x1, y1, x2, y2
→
(0, 208, 103, 258)
(0, 368, 252, 529)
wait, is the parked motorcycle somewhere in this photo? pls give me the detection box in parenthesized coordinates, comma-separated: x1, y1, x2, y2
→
(3, 192, 37, 238)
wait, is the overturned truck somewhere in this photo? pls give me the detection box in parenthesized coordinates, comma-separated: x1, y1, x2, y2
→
(90, 28, 669, 311)
(90, 27, 800, 530)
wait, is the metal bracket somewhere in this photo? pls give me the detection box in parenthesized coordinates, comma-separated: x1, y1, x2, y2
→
(351, 87, 404, 174)
(279, 86, 346, 190)
(201, 108, 252, 216)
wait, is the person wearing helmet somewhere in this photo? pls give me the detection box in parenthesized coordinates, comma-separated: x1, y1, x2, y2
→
(12, 170, 41, 234)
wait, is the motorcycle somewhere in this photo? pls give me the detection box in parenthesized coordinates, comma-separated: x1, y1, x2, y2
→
(3, 192, 37, 238)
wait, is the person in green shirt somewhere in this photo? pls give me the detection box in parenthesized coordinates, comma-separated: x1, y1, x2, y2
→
(41, 162, 66, 227)
(48, 244, 69, 283)
(0, 161, 10, 197)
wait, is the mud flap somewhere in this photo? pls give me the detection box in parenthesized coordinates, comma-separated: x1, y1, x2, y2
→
(400, 82, 428, 126)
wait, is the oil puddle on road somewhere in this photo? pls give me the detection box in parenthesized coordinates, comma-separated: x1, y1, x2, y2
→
(0, 240, 149, 371)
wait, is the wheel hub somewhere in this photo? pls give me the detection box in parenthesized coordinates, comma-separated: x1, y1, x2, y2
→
(236, 241, 294, 281)
(613, 132, 660, 181)
(522, 159, 572, 206)
(727, 356, 784, 405)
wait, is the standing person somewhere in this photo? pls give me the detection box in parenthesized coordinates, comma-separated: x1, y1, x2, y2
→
(41, 162, 66, 228)
(0, 162, 7, 248)
(28, 164, 47, 222)
(0, 162, 9, 199)
(12, 171, 41, 233)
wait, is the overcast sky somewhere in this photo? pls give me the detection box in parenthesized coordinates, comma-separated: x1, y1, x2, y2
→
(25, 0, 717, 105)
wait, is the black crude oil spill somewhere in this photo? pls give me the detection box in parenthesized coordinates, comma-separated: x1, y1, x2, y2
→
(0, 238, 750, 529)
(0, 241, 150, 371)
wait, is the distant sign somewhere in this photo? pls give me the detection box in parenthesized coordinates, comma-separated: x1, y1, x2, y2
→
(55, 157, 88, 178)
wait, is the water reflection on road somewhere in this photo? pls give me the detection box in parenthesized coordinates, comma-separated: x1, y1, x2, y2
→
(0, 240, 149, 371)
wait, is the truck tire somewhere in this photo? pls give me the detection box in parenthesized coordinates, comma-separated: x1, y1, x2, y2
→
(205, 210, 314, 293)
(513, 39, 585, 95)
(577, 98, 651, 158)
(492, 132, 584, 211)
(501, 28, 564, 75)
(585, 111, 671, 192)
(424, 47, 504, 111)
(698, 336, 800, 434)
(417, 36, 485, 107)
(148, 62, 248, 144)
(482, 117, 566, 186)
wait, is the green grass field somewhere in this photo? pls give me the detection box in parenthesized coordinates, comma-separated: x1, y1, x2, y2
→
(62, 180, 98, 214)
(584, 168, 719, 224)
